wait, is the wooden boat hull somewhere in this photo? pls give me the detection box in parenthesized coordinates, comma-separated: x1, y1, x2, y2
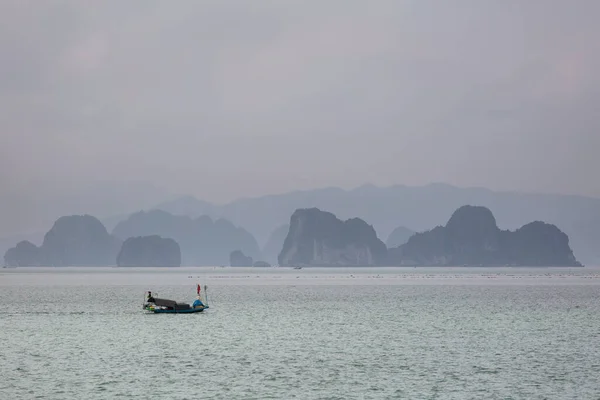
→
(143, 304, 209, 313)
(143, 285, 209, 313)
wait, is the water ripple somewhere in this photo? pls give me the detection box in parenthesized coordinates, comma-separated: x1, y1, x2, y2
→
(1, 271, 600, 399)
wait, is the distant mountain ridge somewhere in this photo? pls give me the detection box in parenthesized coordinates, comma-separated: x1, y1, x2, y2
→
(386, 226, 416, 248)
(4, 183, 600, 265)
(261, 224, 289, 264)
(4, 215, 122, 267)
(154, 183, 600, 265)
(4, 211, 260, 267)
(3, 201, 585, 268)
(0, 180, 175, 260)
(0, 181, 174, 238)
(152, 195, 216, 219)
(112, 210, 261, 266)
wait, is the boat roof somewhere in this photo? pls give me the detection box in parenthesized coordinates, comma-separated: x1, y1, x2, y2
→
(152, 298, 178, 308)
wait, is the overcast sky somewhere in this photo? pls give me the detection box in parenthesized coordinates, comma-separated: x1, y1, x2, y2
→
(1, 0, 599, 204)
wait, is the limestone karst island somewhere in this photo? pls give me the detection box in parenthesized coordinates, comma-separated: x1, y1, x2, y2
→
(4, 204, 581, 268)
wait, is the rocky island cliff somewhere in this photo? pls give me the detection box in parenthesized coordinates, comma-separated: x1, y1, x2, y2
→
(117, 235, 181, 267)
(4, 240, 42, 267)
(112, 210, 261, 266)
(387, 205, 582, 266)
(4, 215, 121, 266)
(229, 250, 253, 267)
(278, 208, 387, 266)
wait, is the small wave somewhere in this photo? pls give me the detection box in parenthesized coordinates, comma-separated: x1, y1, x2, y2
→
(0, 311, 89, 316)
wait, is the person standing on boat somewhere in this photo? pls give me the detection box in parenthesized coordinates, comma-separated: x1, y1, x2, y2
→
(193, 284, 204, 308)
(147, 291, 155, 303)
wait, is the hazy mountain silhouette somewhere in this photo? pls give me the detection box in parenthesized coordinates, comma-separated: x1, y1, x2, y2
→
(0, 213, 139, 260)
(5, 183, 600, 265)
(386, 226, 416, 248)
(112, 210, 261, 266)
(229, 250, 253, 267)
(0, 181, 173, 237)
(154, 183, 600, 265)
(117, 235, 181, 267)
(388, 205, 581, 267)
(0, 232, 45, 264)
(261, 224, 289, 265)
(278, 208, 387, 266)
(152, 195, 216, 219)
(279, 208, 387, 266)
(0, 181, 174, 260)
(4, 215, 121, 266)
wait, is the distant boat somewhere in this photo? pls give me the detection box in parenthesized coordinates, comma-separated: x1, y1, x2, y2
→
(293, 266, 302, 270)
(143, 284, 209, 314)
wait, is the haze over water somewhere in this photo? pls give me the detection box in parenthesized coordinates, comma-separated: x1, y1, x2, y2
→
(2, 267, 600, 399)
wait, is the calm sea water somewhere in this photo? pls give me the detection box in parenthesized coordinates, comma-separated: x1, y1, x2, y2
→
(1, 267, 600, 399)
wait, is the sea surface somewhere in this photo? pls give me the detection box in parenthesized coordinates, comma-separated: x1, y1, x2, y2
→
(1, 266, 600, 399)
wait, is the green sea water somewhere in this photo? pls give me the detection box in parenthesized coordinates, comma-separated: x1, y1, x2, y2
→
(1, 267, 599, 399)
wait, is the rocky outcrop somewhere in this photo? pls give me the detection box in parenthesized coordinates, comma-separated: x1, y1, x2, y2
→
(504, 221, 581, 266)
(112, 210, 261, 266)
(42, 215, 121, 266)
(278, 208, 387, 266)
(0, 232, 44, 266)
(387, 205, 582, 266)
(261, 224, 289, 265)
(385, 226, 415, 248)
(230, 250, 253, 267)
(117, 236, 181, 267)
(253, 260, 271, 268)
(150, 183, 600, 265)
(4, 240, 42, 266)
(4, 215, 121, 267)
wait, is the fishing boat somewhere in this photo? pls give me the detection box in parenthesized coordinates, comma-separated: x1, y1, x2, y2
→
(143, 284, 209, 314)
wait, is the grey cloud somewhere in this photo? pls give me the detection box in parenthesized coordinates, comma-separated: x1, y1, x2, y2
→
(1, 0, 599, 213)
